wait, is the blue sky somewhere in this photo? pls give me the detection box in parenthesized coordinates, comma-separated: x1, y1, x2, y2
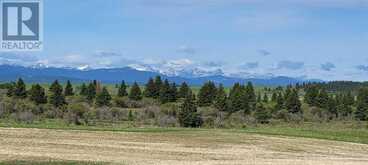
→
(2, 0, 368, 81)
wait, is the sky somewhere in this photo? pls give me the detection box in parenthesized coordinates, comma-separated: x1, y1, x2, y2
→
(1, 0, 368, 81)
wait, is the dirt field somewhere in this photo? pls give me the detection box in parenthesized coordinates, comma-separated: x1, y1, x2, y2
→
(0, 128, 367, 165)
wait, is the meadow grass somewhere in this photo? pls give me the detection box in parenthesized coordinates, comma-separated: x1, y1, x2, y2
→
(0, 119, 367, 144)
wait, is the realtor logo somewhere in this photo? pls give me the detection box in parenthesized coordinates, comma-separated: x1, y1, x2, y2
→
(1, 0, 43, 51)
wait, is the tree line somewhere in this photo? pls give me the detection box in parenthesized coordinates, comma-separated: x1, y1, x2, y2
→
(3, 76, 368, 128)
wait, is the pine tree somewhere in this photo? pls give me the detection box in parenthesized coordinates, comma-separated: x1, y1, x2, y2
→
(14, 78, 27, 98)
(49, 80, 66, 107)
(95, 87, 112, 107)
(285, 88, 302, 114)
(79, 83, 88, 96)
(263, 93, 269, 103)
(228, 83, 245, 113)
(197, 81, 217, 107)
(305, 85, 319, 106)
(178, 91, 202, 128)
(64, 80, 74, 96)
(86, 83, 96, 102)
(355, 88, 368, 121)
(178, 82, 190, 98)
(316, 89, 329, 109)
(274, 92, 284, 111)
(153, 76, 163, 99)
(254, 103, 271, 124)
(29, 84, 47, 105)
(144, 78, 155, 98)
(129, 82, 142, 101)
(214, 84, 227, 111)
(271, 91, 277, 102)
(117, 81, 128, 97)
(244, 82, 256, 104)
(159, 79, 171, 104)
(169, 82, 178, 102)
(327, 95, 338, 118)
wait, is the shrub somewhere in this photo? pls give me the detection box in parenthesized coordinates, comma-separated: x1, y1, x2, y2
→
(157, 115, 177, 127)
(11, 111, 35, 123)
(65, 103, 89, 125)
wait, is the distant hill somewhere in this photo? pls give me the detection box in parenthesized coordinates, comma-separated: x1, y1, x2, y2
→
(0, 65, 321, 86)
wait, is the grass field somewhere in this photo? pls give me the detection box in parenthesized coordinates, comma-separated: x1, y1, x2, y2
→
(0, 127, 367, 165)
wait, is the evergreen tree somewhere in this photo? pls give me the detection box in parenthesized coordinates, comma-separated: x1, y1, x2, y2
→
(48, 80, 66, 107)
(254, 103, 271, 124)
(214, 84, 227, 111)
(144, 78, 155, 98)
(256, 92, 262, 103)
(285, 88, 302, 114)
(327, 95, 338, 118)
(271, 91, 277, 102)
(244, 82, 256, 105)
(178, 82, 190, 98)
(86, 83, 96, 102)
(316, 89, 329, 109)
(79, 83, 88, 96)
(129, 82, 142, 101)
(305, 85, 319, 106)
(197, 81, 217, 107)
(274, 92, 284, 112)
(64, 80, 74, 96)
(355, 88, 368, 121)
(153, 76, 163, 99)
(14, 78, 27, 98)
(178, 91, 202, 128)
(169, 83, 178, 102)
(159, 79, 171, 104)
(263, 93, 269, 103)
(117, 81, 128, 97)
(228, 83, 245, 113)
(344, 92, 355, 106)
(29, 84, 47, 105)
(95, 87, 112, 107)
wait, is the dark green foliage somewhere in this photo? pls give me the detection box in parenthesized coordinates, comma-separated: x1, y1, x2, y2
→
(144, 78, 155, 98)
(169, 83, 178, 102)
(271, 91, 277, 102)
(79, 83, 88, 96)
(95, 87, 112, 107)
(285, 88, 302, 114)
(263, 93, 269, 103)
(316, 89, 329, 109)
(355, 88, 368, 121)
(48, 80, 66, 107)
(274, 92, 284, 111)
(128, 110, 134, 121)
(228, 83, 243, 113)
(327, 96, 338, 118)
(305, 85, 319, 106)
(159, 79, 171, 104)
(178, 82, 190, 98)
(254, 103, 271, 124)
(86, 83, 96, 102)
(64, 80, 74, 96)
(178, 91, 202, 128)
(197, 81, 217, 107)
(29, 84, 47, 105)
(244, 82, 256, 105)
(153, 76, 163, 99)
(214, 84, 227, 111)
(14, 78, 27, 98)
(129, 82, 142, 101)
(117, 81, 128, 97)
(6, 82, 15, 97)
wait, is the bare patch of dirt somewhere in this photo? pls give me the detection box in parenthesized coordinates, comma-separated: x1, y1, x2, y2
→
(0, 128, 367, 165)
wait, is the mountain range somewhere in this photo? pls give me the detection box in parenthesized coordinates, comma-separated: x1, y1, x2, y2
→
(0, 64, 321, 86)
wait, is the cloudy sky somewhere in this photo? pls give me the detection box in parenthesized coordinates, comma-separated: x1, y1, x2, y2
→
(1, 0, 368, 81)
